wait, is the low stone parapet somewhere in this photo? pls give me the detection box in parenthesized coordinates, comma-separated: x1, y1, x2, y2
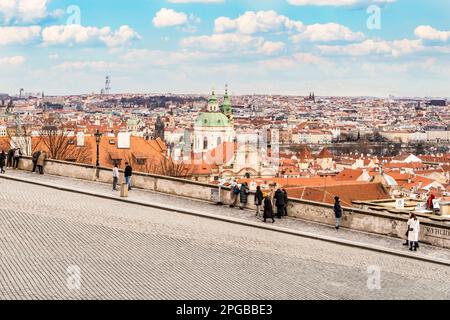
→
(16, 156, 450, 249)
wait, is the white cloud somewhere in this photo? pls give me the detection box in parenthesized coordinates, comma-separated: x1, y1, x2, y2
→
(261, 53, 324, 69)
(102, 25, 142, 47)
(319, 39, 423, 57)
(291, 23, 364, 42)
(123, 49, 215, 66)
(260, 41, 286, 55)
(287, 0, 396, 6)
(167, 0, 224, 3)
(48, 53, 59, 60)
(53, 60, 121, 71)
(415, 25, 450, 42)
(0, 55, 26, 65)
(153, 8, 188, 28)
(0, 26, 41, 45)
(42, 24, 140, 47)
(181, 33, 284, 55)
(0, 0, 58, 23)
(215, 10, 304, 34)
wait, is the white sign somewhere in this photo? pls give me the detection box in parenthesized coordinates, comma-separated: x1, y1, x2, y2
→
(76, 132, 85, 146)
(211, 188, 220, 203)
(118, 132, 131, 149)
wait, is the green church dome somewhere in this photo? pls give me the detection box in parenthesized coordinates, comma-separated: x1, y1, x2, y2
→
(195, 112, 231, 127)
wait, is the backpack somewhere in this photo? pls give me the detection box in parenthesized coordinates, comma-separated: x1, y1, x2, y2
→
(233, 185, 240, 195)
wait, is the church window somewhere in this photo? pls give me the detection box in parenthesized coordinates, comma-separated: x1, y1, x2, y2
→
(203, 137, 208, 150)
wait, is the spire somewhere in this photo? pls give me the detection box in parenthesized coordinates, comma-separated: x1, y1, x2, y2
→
(208, 86, 218, 112)
(221, 84, 233, 119)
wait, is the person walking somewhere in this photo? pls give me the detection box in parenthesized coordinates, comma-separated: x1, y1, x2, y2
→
(0, 150, 6, 174)
(427, 194, 436, 211)
(407, 214, 420, 251)
(263, 192, 275, 223)
(254, 186, 263, 217)
(37, 151, 47, 174)
(13, 148, 22, 169)
(283, 189, 289, 217)
(334, 196, 343, 231)
(239, 182, 250, 210)
(31, 150, 41, 173)
(124, 162, 133, 191)
(274, 188, 285, 219)
(112, 163, 119, 191)
(229, 180, 240, 208)
(6, 148, 14, 168)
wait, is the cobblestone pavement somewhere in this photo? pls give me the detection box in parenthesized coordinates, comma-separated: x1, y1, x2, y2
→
(0, 174, 450, 299)
(3, 170, 450, 262)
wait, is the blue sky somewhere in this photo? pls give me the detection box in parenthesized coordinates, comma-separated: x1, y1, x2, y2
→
(0, 0, 449, 97)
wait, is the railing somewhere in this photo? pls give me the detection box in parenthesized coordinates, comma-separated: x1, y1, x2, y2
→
(15, 156, 450, 249)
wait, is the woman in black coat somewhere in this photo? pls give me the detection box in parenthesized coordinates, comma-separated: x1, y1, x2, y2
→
(0, 151, 6, 173)
(263, 193, 275, 223)
(239, 182, 249, 210)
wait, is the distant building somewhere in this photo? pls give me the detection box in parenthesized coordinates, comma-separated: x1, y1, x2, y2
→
(428, 100, 447, 107)
(0, 125, 7, 137)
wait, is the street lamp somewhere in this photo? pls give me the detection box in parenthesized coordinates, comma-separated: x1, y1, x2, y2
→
(94, 129, 102, 178)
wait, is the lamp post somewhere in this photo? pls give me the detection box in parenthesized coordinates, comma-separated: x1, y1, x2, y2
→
(94, 130, 102, 178)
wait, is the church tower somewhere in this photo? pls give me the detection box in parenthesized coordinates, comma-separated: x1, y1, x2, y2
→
(221, 84, 233, 120)
(207, 88, 219, 112)
(155, 115, 165, 141)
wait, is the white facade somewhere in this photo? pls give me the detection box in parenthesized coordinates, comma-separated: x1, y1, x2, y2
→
(193, 125, 234, 153)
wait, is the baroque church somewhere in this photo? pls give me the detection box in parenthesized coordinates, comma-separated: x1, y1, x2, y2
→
(193, 86, 234, 154)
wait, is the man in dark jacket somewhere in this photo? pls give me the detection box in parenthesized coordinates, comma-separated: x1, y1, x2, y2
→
(32, 150, 41, 173)
(254, 186, 263, 217)
(13, 148, 22, 169)
(124, 162, 133, 191)
(6, 148, 14, 168)
(274, 188, 285, 219)
(334, 196, 343, 231)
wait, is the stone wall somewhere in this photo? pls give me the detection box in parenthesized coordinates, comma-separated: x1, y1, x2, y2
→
(17, 157, 450, 249)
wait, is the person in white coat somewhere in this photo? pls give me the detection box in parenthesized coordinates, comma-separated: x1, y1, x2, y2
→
(407, 214, 420, 251)
(112, 163, 119, 191)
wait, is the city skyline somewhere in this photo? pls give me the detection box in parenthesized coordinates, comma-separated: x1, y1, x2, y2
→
(1, 0, 449, 97)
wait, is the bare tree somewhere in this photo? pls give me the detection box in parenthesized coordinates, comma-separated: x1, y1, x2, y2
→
(6, 124, 33, 156)
(158, 156, 191, 178)
(35, 124, 92, 163)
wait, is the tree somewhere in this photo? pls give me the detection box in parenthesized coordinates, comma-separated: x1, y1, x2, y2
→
(158, 157, 191, 178)
(35, 124, 92, 163)
(7, 123, 33, 156)
(122, 153, 190, 178)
